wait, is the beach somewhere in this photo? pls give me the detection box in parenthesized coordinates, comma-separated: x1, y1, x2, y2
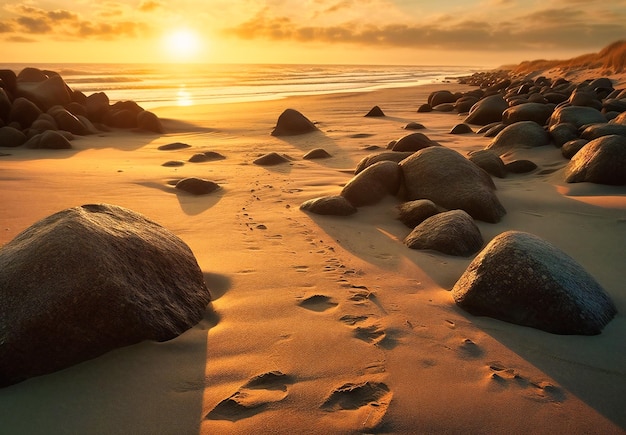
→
(1, 74, 625, 435)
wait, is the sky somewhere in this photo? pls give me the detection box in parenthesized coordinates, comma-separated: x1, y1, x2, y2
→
(1, 0, 625, 66)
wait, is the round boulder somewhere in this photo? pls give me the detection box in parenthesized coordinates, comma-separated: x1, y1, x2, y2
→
(341, 161, 402, 207)
(565, 135, 626, 185)
(175, 177, 220, 195)
(452, 231, 617, 335)
(399, 146, 506, 223)
(464, 95, 508, 126)
(0, 204, 212, 386)
(0, 126, 27, 147)
(9, 97, 42, 129)
(300, 195, 357, 216)
(486, 121, 550, 153)
(502, 102, 553, 126)
(355, 151, 414, 174)
(404, 210, 483, 256)
(468, 150, 507, 178)
(548, 106, 606, 129)
(390, 132, 438, 152)
(137, 110, 164, 133)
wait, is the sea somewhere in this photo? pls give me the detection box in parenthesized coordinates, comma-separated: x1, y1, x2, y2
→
(0, 63, 482, 109)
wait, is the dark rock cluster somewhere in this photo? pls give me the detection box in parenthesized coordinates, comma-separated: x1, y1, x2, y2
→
(0, 67, 164, 150)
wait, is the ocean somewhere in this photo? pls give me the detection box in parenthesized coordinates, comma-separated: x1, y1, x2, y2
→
(0, 63, 481, 109)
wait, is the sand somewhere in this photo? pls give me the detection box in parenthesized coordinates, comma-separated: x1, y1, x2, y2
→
(0, 78, 625, 434)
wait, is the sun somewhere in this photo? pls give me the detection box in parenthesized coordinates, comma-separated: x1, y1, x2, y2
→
(163, 29, 203, 61)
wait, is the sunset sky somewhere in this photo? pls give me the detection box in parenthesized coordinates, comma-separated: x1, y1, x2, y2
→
(1, 0, 625, 66)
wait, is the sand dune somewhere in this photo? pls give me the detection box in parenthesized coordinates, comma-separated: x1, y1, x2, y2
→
(0, 74, 625, 435)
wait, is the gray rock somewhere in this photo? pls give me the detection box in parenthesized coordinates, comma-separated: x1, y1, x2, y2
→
(452, 231, 617, 335)
(175, 177, 220, 195)
(341, 161, 401, 207)
(397, 199, 443, 228)
(355, 151, 414, 174)
(502, 102, 553, 126)
(565, 135, 626, 185)
(468, 150, 507, 178)
(0, 204, 212, 386)
(271, 108, 318, 136)
(300, 195, 357, 216)
(390, 132, 438, 152)
(404, 210, 483, 256)
(399, 146, 506, 223)
(549, 106, 607, 129)
(486, 121, 550, 153)
(464, 95, 508, 125)
(561, 139, 589, 159)
(0, 126, 27, 147)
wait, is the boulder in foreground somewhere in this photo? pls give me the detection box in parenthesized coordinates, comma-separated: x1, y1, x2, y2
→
(565, 135, 626, 185)
(0, 204, 212, 387)
(452, 231, 617, 335)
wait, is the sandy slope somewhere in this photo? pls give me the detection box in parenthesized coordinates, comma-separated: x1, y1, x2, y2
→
(0, 82, 625, 434)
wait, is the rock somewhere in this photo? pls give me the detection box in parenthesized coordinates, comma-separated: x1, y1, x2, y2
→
(404, 210, 483, 256)
(202, 151, 226, 161)
(397, 199, 443, 228)
(355, 151, 414, 174)
(428, 90, 457, 107)
(24, 130, 72, 149)
(399, 146, 506, 223)
(468, 150, 506, 178)
(341, 161, 401, 207)
(108, 109, 137, 128)
(303, 148, 331, 159)
(189, 153, 210, 163)
(432, 103, 455, 112)
(502, 102, 553, 126)
(390, 132, 438, 152)
(365, 106, 385, 117)
(611, 112, 626, 125)
(0, 89, 11, 122)
(568, 88, 602, 110)
(137, 110, 164, 133)
(85, 92, 110, 122)
(452, 231, 617, 335)
(404, 122, 425, 130)
(548, 106, 606, 129)
(504, 159, 538, 173)
(549, 123, 579, 148)
(561, 139, 588, 159)
(162, 160, 185, 167)
(253, 152, 290, 166)
(0, 203, 212, 386)
(483, 123, 507, 138)
(49, 107, 89, 135)
(565, 135, 626, 185)
(0, 126, 27, 147)
(16, 67, 48, 82)
(0, 70, 17, 95)
(158, 142, 191, 151)
(175, 177, 220, 195)
(486, 121, 550, 153)
(454, 96, 479, 113)
(271, 108, 318, 136)
(580, 123, 626, 140)
(9, 97, 42, 129)
(300, 195, 357, 216)
(464, 95, 508, 125)
(417, 104, 432, 113)
(16, 75, 71, 111)
(450, 123, 473, 134)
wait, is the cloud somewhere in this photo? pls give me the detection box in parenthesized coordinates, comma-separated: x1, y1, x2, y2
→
(2, 3, 152, 40)
(222, 6, 626, 52)
(0, 21, 14, 32)
(5, 34, 35, 42)
(138, 0, 163, 12)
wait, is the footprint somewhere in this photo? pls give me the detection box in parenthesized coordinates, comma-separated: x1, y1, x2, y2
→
(298, 294, 338, 312)
(339, 314, 370, 325)
(487, 363, 565, 403)
(205, 371, 293, 421)
(354, 324, 386, 344)
(321, 381, 392, 431)
(457, 338, 484, 359)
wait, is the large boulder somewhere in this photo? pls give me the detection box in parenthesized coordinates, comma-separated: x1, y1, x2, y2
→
(399, 146, 506, 223)
(486, 121, 550, 153)
(0, 204, 212, 386)
(271, 108, 318, 136)
(16, 75, 71, 111)
(452, 231, 617, 335)
(468, 150, 507, 178)
(341, 161, 402, 207)
(464, 95, 508, 125)
(548, 106, 606, 129)
(404, 210, 483, 256)
(0, 126, 27, 147)
(502, 102, 553, 126)
(9, 97, 42, 129)
(565, 135, 626, 185)
(580, 123, 626, 140)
